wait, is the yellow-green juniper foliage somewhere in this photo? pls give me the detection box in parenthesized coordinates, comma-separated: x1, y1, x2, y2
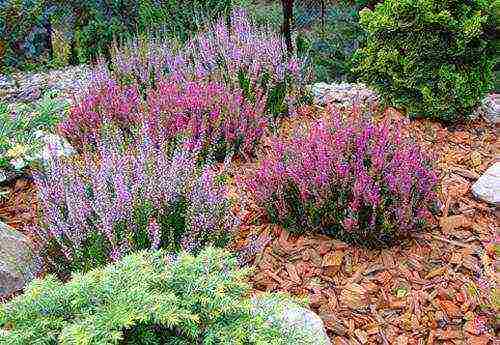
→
(0, 248, 313, 345)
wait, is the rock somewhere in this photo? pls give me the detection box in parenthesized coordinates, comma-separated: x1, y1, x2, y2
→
(0, 221, 37, 297)
(0, 65, 91, 106)
(252, 295, 331, 345)
(34, 130, 76, 164)
(471, 162, 500, 206)
(309, 82, 379, 111)
(476, 93, 499, 124)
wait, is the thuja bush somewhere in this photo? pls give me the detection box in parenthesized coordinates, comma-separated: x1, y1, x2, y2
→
(353, 0, 496, 121)
(31, 132, 236, 277)
(0, 248, 318, 344)
(243, 106, 439, 246)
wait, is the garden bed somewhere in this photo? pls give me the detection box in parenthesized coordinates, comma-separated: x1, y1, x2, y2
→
(1, 107, 497, 344)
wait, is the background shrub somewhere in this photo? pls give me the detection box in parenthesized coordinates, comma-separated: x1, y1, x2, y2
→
(242, 106, 438, 246)
(352, 0, 496, 121)
(0, 0, 240, 72)
(0, 248, 314, 344)
(295, 1, 366, 82)
(32, 131, 236, 277)
(0, 0, 50, 72)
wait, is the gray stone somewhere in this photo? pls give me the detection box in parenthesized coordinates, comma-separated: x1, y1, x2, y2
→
(0, 221, 37, 297)
(476, 94, 499, 124)
(34, 130, 76, 165)
(252, 295, 331, 345)
(472, 162, 500, 206)
(0, 65, 91, 106)
(309, 82, 379, 112)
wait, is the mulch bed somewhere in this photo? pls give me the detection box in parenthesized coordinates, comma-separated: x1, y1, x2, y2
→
(1, 107, 498, 344)
(233, 109, 498, 344)
(0, 177, 38, 234)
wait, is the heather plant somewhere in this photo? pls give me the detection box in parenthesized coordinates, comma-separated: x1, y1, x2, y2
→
(146, 79, 268, 161)
(58, 75, 142, 150)
(110, 8, 310, 118)
(59, 75, 268, 161)
(32, 131, 236, 277)
(0, 247, 320, 344)
(353, 0, 496, 121)
(242, 106, 439, 246)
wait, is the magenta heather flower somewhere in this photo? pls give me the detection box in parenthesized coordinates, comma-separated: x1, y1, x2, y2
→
(241, 106, 439, 246)
(58, 77, 142, 149)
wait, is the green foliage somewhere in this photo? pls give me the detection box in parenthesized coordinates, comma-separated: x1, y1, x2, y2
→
(295, 2, 366, 82)
(353, 0, 496, 121)
(239, 0, 283, 31)
(0, 93, 67, 174)
(0, 0, 50, 72)
(0, 0, 239, 71)
(0, 248, 315, 345)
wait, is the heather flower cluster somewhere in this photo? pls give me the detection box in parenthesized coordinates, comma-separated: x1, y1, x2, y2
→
(59, 77, 268, 161)
(111, 8, 309, 116)
(146, 79, 268, 160)
(58, 76, 142, 150)
(32, 132, 236, 277)
(243, 106, 439, 245)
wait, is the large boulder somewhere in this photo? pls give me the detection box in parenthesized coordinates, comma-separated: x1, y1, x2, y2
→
(252, 295, 331, 345)
(0, 222, 37, 297)
(472, 162, 500, 206)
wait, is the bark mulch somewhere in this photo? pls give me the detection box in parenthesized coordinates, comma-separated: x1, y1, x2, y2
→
(233, 109, 498, 345)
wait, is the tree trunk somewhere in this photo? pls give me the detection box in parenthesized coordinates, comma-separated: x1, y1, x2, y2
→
(281, 0, 294, 55)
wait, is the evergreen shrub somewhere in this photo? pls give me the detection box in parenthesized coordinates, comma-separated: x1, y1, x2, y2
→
(0, 248, 317, 345)
(353, 0, 496, 121)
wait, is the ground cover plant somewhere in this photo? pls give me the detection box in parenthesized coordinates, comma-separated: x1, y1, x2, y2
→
(32, 130, 236, 277)
(0, 93, 68, 176)
(243, 106, 439, 246)
(0, 247, 320, 345)
(353, 0, 496, 121)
